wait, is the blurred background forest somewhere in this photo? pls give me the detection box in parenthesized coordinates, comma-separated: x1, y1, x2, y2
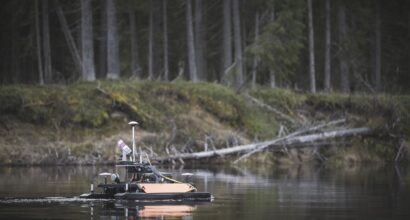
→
(1, 0, 410, 94)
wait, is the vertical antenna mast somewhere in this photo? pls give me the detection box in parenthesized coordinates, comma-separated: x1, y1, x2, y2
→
(128, 121, 139, 162)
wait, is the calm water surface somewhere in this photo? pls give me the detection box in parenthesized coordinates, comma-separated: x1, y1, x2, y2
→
(0, 164, 409, 219)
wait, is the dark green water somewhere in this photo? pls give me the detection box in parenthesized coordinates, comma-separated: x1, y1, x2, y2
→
(0, 165, 409, 219)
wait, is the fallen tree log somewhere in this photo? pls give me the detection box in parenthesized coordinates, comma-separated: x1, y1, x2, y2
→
(234, 127, 371, 162)
(233, 118, 346, 163)
(154, 118, 346, 163)
(153, 126, 371, 163)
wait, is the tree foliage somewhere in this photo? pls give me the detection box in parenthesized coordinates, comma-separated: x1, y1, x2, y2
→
(0, 0, 410, 94)
(247, 0, 305, 86)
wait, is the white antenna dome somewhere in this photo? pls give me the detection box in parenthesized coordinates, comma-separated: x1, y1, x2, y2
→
(128, 121, 139, 126)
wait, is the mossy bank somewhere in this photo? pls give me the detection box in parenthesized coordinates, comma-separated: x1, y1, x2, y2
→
(0, 80, 409, 166)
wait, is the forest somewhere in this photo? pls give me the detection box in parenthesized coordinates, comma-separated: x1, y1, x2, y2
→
(2, 2, 410, 218)
(1, 0, 410, 94)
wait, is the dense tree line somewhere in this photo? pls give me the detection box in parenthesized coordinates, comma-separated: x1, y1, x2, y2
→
(1, 0, 410, 93)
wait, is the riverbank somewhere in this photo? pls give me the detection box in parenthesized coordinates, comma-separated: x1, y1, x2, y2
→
(0, 80, 409, 165)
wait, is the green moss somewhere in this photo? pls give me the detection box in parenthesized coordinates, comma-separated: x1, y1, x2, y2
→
(326, 139, 395, 166)
(252, 88, 306, 113)
(197, 96, 238, 121)
(305, 93, 395, 115)
(0, 87, 23, 113)
(239, 106, 278, 139)
(1, 81, 410, 165)
(70, 142, 95, 156)
(392, 96, 410, 136)
(0, 82, 408, 138)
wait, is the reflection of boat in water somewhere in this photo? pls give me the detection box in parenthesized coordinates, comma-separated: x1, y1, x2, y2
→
(80, 121, 212, 201)
(138, 205, 194, 217)
(96, 201, 200, 219)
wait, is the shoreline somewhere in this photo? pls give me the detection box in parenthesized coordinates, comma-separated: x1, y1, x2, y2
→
(1, 81, 409, 166)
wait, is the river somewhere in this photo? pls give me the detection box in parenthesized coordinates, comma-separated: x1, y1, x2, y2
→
(0, 164, 409, 219)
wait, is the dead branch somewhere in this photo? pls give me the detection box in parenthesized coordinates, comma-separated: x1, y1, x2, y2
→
(243, 93, 298, 125)
(233, 118, 347, 163)
(153, 124, 370, 163)
(395, 140, 405, 163)
(165, 122, 177, 153)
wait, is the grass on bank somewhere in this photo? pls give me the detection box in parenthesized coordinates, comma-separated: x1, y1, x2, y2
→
(0, 80, 409, 165)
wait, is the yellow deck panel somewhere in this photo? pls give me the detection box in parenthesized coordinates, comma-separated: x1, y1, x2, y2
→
(137, 183, 194, 193)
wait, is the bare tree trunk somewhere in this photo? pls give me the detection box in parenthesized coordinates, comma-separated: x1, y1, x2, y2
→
(163, 0, 169, 81)
(106, 0, 120, 79)
(195, 0, 206, 80)
(129, 3, 141, 78)
(221, 0, 232, 79)
(251, 12, 259, 89)
(338, 3, 349, 93)
(148, 0, 154, 80)
(307, 0, 316, 93)
(81, 0, 96, 81)
(374, 0, 382, 92)
(56, 1, 82, 75)
(232, 0, 243, 88)
(269, 11, 276, 89)
(270, 70, 276, 88)
(324, 0, 331, 91)
(11, 11, 19, 83)
(42, 0, 52, 83)
(186, 0, 198, 82)
(98, 1, 107, 79)
(35, 0, 44, 85)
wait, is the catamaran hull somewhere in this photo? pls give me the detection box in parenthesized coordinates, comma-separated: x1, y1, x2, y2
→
(115, 192, 212, 201)
(79, 192, 212, 201)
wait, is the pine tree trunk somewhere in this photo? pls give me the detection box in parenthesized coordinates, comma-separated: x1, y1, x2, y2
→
(98, 1, 107, 79)
(42, 0, 52, 83)
(11, 11, 19, 83)
(307, 0, 316, 93)
(152, 1, 161, 80)
(324, 0, 331, 91)
(129, 3, 141, 78)
(408, 11, 410, 79)
(269, 11, 276, 89)
(374, 0, 382, 92)
(195, 0, 206, 81)
(251, 12, 259, 89)
(163, 0, 169, 81)
(186, 0, 198, 82)
(270, 70, 276, 88)
(81, 0, 96, 81)
(35, 0, 44, 85)
(242, 23, 247, 82)
(106, 0, 120, 79)
(148, 0, 154, 80)
(232, 0, 243, 88)
(338, 3, 349, 93)
(222, 0, 232, 79)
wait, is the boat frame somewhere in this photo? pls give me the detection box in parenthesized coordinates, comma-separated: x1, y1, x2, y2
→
(79, 121, 212, 202)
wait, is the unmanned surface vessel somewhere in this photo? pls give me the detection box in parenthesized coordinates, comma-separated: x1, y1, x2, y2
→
(80, 121, 212, 201)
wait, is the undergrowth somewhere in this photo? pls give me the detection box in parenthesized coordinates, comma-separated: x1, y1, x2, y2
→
(0, 80, 409, 165)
